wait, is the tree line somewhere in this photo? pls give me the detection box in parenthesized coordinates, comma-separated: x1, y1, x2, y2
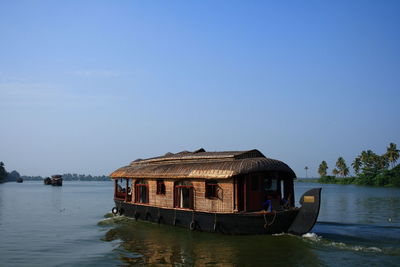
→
(22, 173, 110, 181)
(0, 162, 110, 182)
(0, 162, 21, 182)
(317, 143, 400, 187)
(0, 162, 7, 183)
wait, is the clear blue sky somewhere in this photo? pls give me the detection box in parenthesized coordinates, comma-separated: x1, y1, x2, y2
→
(1, 1, 399, 177)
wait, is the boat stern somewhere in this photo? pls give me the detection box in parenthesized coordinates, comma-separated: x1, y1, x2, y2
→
(287, 188, 322, 235)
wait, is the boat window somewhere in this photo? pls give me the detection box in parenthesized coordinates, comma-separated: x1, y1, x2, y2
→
(156, 179, 166, 195)
(174, 181, 194, 209)
(135, 179, 149, 204)
(127, 179, 133, 201)
(115, 178, 127, 199)
(263, 178, 278, 193)
(117, 178, 126, 192)
(205, 180, 219, 198)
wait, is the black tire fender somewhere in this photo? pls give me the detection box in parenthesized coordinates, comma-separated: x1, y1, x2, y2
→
(111, 207, 118, 215)
(189, 221, 196, 231)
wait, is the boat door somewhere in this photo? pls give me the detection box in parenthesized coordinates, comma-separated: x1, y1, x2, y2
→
(247, 174, 264, 211)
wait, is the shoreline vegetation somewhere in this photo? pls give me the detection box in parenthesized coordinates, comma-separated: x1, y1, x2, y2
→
(2, 143, 399, 187)
(0, 163, 109, 183)
(316, 143, 400, 187)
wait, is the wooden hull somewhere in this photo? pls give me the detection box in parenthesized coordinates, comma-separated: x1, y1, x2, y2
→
(114, 200, 300, 235)
(51, 178, 63, 186)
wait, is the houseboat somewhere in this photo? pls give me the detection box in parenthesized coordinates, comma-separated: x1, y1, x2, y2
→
(110, 149, 321, 235)
(50, 175, 63, 186)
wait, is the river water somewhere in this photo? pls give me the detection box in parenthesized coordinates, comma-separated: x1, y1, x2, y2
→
(0, 181, 399, 266)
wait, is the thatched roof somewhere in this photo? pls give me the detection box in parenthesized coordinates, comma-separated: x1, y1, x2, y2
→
(110, 149, 296, 180)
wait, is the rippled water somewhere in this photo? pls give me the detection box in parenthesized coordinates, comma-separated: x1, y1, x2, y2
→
(0, 181, 399, 266)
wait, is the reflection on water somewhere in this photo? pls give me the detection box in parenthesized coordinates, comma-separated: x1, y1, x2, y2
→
(100, 215, 321, 266)
(100, 183, 400, 266)
(295, 183, 400, 227)
(0, 185, 3, 221)
(356, 197, 400, 224)
(100, 215, 400, 266)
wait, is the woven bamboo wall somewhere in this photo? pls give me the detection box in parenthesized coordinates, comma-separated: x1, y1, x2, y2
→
(125, 178, 234, 213)
(150, 180, 175, 208)
(192, 180, 233, 213)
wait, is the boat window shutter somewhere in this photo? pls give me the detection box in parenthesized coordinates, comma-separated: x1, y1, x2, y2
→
(217, 185, 222, 200)
(146, 184, 149, 203)
(125, 179, 128, 201)
(189, 187, 194, 209)
(135, 182, 139, 202)
(174, 186, 179, 208)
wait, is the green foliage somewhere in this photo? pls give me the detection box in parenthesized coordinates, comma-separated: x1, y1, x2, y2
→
(359, 150, 387, 178)
(0, 162, 8, 183)
(318, 175, 336, 183)
(318, 161, 328, 177)
(318, 143, 400, 187)
(385, 143, 400, 168)
(7, 170, 20, 182)
(352, 157, 361, 175)
(318, 175, 356, 185)
(60, 173, 110, 181)
(335, 156, 349, 177)
(336, 177, 356, 185)
(0, 162, 109, 183)
(21, 173, 110, 181)
(381, 164, 400, 187)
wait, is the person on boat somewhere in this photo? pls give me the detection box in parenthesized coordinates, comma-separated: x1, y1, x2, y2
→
(263, 199, 272, 212)
(117, 184, 123, 192)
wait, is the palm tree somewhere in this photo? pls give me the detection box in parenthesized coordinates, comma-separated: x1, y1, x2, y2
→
(386, 143, 399, 168)
(377, 154, 389, 170)
(336, 157, 344, 168)
(352, 157, 362, 176)
(343, 166, 349, 177)
(304, 166, 309, 178)
(318, 161, 328, 177)
(335, 157, 348, 177)
(332, 168, 339, 177)
(360, 149, 385, 177)
(360, 150, 377, 167)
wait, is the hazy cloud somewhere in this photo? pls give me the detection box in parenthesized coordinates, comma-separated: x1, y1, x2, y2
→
(70, 70, 129, 78)
(0, 81, 122, 109)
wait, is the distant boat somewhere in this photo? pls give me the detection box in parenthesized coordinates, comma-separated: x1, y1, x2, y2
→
(44, 177, 52, 185)
(50, 175, 63, 186)
(16, 178, 23, 183)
